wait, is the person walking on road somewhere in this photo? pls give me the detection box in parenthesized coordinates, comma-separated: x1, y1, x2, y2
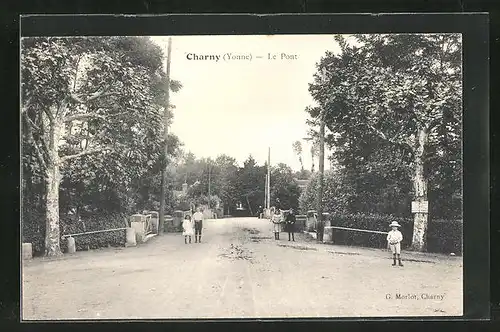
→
(258, 206, 263, 219)
(193, 207, 204, 243)
(182, 214, 194, 244)
(271, 208, 282, 240)
(387, 221, 404, 267)
(285, 208, 296, 242)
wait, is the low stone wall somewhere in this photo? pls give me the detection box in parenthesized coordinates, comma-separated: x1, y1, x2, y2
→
(61, 228, 128, 252)
(22, 243, 33, 260)
(295, 215, 307, 232)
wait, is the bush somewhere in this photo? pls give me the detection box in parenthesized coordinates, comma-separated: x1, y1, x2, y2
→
(22, 205, 45, 256)
(328, 213, 462, 255)
(60, 212, 129, 252)
(427, 219, 462, 255)
(61, 229, 127, 252)
(328, 213, 412, 249)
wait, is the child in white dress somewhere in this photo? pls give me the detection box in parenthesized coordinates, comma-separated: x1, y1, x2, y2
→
(182, 214, 194, 244)
(272, 209, 282, 240)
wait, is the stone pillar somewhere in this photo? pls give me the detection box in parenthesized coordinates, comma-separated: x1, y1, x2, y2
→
(150, 211, 159, 233)
(323, 226, 334, 243)
(130, 214, 146, 243)
(126, 227, 137, 247)
(131, 222, 145, 243)
(22, 243, 33, 260)
(67, 237, 76, 254)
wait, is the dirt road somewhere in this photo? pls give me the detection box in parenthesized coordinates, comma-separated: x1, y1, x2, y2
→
(22, 217, 463, 320)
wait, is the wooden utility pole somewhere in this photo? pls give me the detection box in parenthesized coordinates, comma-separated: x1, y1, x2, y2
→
(316, 113, 325, 242)
(267, 147, 271, 210)
(317, 66, 329, 242)
(159, 37, 172, 235)
(264, 172, 268, 210)
(208, 162, 211, 209)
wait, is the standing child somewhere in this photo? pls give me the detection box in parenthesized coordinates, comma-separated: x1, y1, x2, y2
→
(285, 208, 296, 242)
(387, 221, 404, 266)
(192, 207, 204, 243)
(182, 214, 194, 244)
(272, 209, 282, 240)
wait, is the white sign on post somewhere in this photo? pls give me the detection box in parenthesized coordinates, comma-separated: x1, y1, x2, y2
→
(411, 200, 429, 214)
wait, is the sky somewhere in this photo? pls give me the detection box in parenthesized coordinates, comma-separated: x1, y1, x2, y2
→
(150, 35, 341, 171)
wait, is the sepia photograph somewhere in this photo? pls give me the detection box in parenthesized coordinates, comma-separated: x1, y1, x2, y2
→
(21, 32, 464, 319)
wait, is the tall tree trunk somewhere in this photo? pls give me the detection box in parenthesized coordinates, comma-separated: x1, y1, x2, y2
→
(45, 120, 63, 257)
(410, 127, 429, 251)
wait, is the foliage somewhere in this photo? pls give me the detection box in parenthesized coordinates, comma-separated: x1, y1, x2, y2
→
(305, 34, 462, 247)
(328, 213, 413, 249)
(327, 213, 461, 254)
(427, 219, 462, 254)
(299, 170, 354, 215)
(294, 169, 312, 180)
(213, 155, 240, 212)
(173, 194, 192, 212)
(236, 155, 267, 214)
(172, 153, 303, 216)
(21, 36, 182, 254)
(60, 229, 127, 252)
(269, 163, 301, 210)
(21, 204, 45, 256)
(292, 141, 304, 171)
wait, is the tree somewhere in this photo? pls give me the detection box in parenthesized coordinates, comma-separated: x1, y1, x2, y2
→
(307, 34, 462, 251)
(236, 155, 266, 215)
(292, 141, 304, 172)
(310, 139, 319, 173)
(21, 36, 180, 256)
(299, 170, 354, 215)
(270, 163, 301, 210)
(214, 154, 239, 214)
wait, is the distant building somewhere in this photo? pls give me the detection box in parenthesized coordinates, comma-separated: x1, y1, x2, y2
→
(295, 178, 309, 191)
(173, 182, 189, 199)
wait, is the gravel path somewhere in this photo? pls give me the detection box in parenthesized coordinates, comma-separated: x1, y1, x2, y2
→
(22, 217, 463, 320)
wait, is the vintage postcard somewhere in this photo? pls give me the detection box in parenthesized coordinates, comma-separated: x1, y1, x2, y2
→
(21, 31, 467, 320)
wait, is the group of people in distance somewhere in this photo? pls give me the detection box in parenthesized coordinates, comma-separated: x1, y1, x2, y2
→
(261, 205, 404, 266)
(180, 205, 404, 267)
(181, 207, 204, 244)
(268, 206, 297, 241)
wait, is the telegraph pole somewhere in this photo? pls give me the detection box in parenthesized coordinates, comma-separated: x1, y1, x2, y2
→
(317, 66, 329, 242)
(208, 162, 211, 209)
(264, 172, 268, 211)
(159, 37, 172, 235)
(267, 147, 271, 211)
(316, 113, 325, 242)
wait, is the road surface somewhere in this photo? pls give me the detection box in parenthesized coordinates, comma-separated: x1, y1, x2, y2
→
(22, 217, 463, 319)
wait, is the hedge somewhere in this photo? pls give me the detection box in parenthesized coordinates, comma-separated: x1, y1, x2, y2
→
(328, 213, 412, 249)
(22, 207, 45, 256)
(327, 213, 462, 255)
(60, 229, 127, 252)
(427, 219, 462, 255)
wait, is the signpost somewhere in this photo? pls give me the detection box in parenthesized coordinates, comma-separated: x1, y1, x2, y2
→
(411, 200, 429, 214)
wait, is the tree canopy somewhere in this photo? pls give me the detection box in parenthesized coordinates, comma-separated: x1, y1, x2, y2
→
(21, 36, 183, 255)
(304, 34, 462, 250)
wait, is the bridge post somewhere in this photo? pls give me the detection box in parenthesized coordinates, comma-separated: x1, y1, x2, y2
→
(150, 211, 159, 234)
(67, 236, 76, 253)
(22, 243, 33, 260)
(130, 214, 146, 243)
(323, 226, 334, 243)
(126, 227, 137, 247)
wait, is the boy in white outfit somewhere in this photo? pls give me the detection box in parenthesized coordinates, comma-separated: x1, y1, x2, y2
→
(387, 221, 404, 267)
(192, 207, 204, 243)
